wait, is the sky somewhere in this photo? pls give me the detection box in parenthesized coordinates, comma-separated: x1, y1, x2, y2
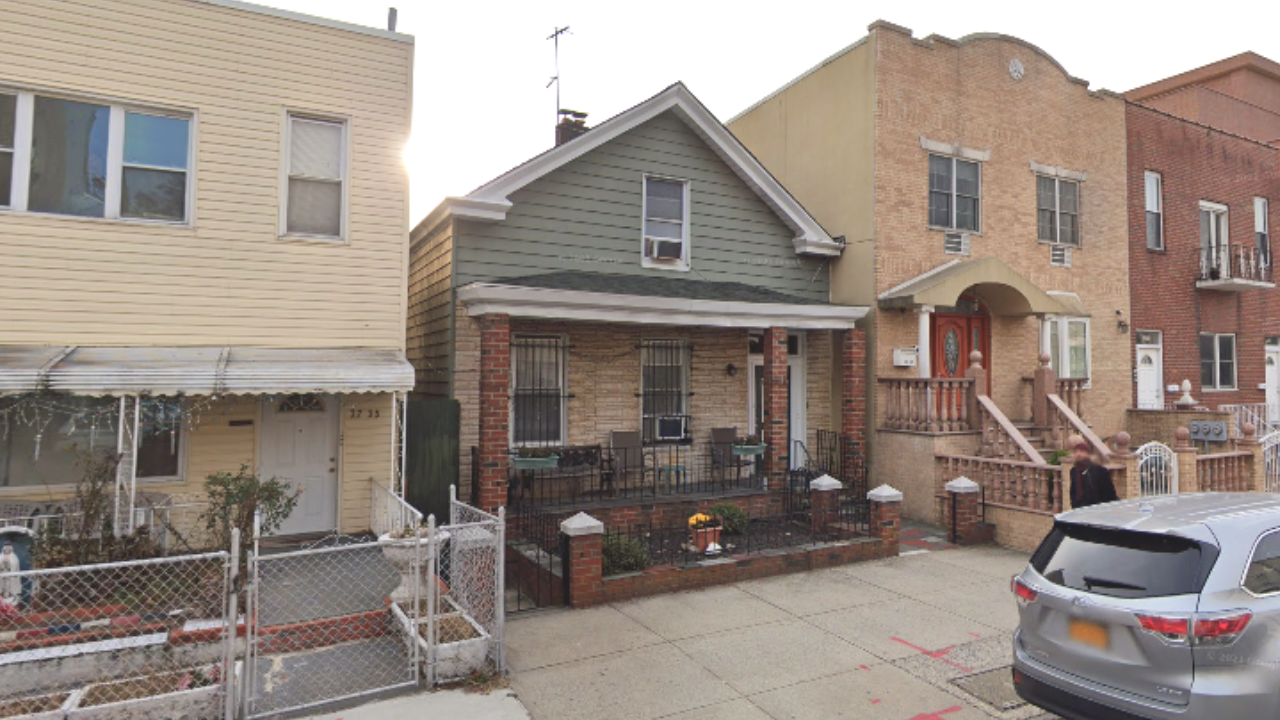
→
(257, 0, 1280, 222)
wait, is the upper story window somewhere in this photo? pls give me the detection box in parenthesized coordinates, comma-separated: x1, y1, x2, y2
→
(0, 89, 191, 223)
(641, 176, 689, 270)
(1145, 171, 1163, 250)
(928, 154, 980, 232)
(1037, 176, 1080, 246)
(285, 114, 346, 240)
(1256, 197, 1270, 267)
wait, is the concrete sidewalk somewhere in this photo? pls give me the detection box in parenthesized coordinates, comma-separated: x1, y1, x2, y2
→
(301, 688, 531, 720)
(506, 544, 1058, 720)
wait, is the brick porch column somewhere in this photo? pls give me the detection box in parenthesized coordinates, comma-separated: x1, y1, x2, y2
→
(809, 474, 843, 536)
(1111, 432, 1141, 500)
(1174, 427, 1199, 494)
(868, 484, 903, 551)
(1237, 423, 1265, 492)
(763, 326, 790, 487)
(841, 328, 867, 451)
(561, 512, 605, 609)
(478, 313, 511, 512)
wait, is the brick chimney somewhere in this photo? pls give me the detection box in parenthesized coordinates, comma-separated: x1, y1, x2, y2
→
(556, 109, 589, 146)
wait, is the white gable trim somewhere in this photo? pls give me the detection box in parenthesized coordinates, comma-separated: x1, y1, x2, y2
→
(423, 84, 842, 257)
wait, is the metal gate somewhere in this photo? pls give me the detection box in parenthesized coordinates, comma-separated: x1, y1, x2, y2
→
(1137, 441, 1178, 496)
(244, 540, 421, 718)
(1262, 431, 1280, 493)
(504, 502, 568, 614)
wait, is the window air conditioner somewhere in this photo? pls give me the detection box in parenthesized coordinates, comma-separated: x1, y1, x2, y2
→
(943, 232, 970, 256)
(647, 239, 684, 261)
(651, 416, 688, 441)
(1050, 244, 1072, 268)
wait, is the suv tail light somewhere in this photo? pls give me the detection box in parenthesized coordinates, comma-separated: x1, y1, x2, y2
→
(1011, 576, 1038, 606)
(1137, 611, 1252, 647)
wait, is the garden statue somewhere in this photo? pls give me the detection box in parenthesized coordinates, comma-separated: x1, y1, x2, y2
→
(0, 544, 20, 605)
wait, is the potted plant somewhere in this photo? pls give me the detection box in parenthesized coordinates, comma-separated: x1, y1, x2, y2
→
(511, 447, 561, 471)
(688, 513, 723, 554)
(378, 525, 448, 604)
(731, 434, 767, 457)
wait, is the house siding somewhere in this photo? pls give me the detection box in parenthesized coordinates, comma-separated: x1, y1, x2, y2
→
(453, 111, 831, 302)
(408, 220, 455, 398)
(0, 0, 412, 349)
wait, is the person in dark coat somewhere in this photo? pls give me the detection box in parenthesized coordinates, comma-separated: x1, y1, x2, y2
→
(1069, 441, 1118, 508)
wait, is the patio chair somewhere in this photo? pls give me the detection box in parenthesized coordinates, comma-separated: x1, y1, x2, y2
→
(709, 427, 754, 489)
(607, 431, 651, 498)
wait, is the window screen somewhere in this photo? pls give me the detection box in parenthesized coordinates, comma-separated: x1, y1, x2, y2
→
(287, 116, 344, 237)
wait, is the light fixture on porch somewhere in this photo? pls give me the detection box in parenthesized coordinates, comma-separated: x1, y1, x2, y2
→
(725, 363, 738, 377)
(1116, 310, 1130, 334)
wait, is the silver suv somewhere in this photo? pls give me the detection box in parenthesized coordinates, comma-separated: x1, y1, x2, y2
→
(1012, 493, 1280, 719)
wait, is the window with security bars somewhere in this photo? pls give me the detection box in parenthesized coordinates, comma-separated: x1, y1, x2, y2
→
(641, 339, 691, 443)
(511, 336, 567, 445)
(1038, 176, 1080, 246)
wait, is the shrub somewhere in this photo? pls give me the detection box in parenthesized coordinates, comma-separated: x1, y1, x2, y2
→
(1046, 449, 1070, 466)
(707, 502, 748, 535)
(200, 465, 300, 550)
(602, 534, 651, 576)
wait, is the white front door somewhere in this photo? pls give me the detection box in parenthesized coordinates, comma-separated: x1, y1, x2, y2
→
(1266, 349, 1280, 423)
(748, 334, 807, 470)
(1136, 345, 1163, 410)
(260, 393, 339, 536)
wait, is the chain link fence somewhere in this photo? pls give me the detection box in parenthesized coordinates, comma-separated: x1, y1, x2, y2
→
(0, 551, 235, 719)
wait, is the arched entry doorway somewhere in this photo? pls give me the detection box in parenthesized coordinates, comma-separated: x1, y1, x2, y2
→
(931, 294, 990, 391)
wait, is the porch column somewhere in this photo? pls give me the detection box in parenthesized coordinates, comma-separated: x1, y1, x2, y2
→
(916, 306, 933, 379)
(841, 328, 867, 451)
(763, 326, 790, 487)
(478, 314, 511, 513)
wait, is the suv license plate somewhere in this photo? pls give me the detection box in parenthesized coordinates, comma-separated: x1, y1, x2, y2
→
(1068, 619, 1109, 649)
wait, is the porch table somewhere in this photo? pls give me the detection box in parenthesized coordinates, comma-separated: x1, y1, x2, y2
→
(656, 464, 687, 495)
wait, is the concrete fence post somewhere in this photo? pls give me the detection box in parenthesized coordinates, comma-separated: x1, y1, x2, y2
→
(560, 512, 605, 609)
(809, 474, 843, 536)
(943, 476, 983, 544)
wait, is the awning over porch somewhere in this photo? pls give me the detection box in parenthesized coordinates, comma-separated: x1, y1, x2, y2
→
(0, 345, 415, 396)
(877, 257, 1071, 316)
(457, 271, 868, 329)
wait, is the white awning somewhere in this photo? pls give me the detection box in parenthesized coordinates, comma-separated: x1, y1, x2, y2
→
(0, 346, 414, 397)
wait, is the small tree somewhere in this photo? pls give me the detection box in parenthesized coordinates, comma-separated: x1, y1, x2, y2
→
(200, 466, 300, 549)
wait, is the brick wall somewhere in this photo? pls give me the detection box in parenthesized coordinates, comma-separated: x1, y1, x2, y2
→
(871, 27, 1131, 440)
(1125, 408, 1234, 446)
(1126, 103, 1280, 410)
(983, 505, 1054, 553)
(875, 428, 981, 522)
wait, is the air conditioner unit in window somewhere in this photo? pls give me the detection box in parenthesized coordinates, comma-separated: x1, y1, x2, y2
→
(647, 239, 684, 261)
(943, 232, 970, 256)
(650, 416, 688, 442)
(1050, 244, 1073, 268)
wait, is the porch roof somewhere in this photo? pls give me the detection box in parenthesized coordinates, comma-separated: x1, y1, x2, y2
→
(458, 272, 868, 329)
(877, 258, 1071, 316)
(0, 345, 414, 397)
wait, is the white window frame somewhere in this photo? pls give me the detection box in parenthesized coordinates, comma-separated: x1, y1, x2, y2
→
(1200, 200, 1229, 250)
(1200, 332, 1238, 391)
(1145, 171, 1164, 251)
(1256, 197, 1270, 265)
(280, 110, 350, 243)
(640, 174, 691, 271)
(135, 398, 189, 482)
(509, 334, 568, 447)
(927, 153, 982, 233)
(1037, 175, 1081, 247)
(0, 86, 195, 225)
(1043, 316, 1091, 385)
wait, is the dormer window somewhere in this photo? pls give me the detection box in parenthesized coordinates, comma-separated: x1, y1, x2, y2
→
(642, 175, 690, 270)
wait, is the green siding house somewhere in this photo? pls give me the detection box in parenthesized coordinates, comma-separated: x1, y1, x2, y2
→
(408, 83, 868, 511)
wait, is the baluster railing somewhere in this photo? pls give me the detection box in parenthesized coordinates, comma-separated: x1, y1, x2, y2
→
(879, 378, 975, 432)
(1198, 451, 1252, 492)
(936, 453, 1062, 513)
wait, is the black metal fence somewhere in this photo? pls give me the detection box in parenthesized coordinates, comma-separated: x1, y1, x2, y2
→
(504, 503, 568, 613)
(507, 441, 764, 509)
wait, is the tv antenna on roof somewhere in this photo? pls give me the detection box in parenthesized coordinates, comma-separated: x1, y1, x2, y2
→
(547, 26, 571, 124)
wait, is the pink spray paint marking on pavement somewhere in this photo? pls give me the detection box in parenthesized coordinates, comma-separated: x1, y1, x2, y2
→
(890, 637, 973, 673)
(907, 707, 963, 720)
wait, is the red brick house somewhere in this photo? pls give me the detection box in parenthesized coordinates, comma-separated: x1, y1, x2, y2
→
(1126, 57, 1280, 425)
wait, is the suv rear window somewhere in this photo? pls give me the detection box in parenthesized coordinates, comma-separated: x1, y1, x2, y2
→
(1031, 522, 1219, 599)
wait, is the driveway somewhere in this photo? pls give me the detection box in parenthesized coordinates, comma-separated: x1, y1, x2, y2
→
(506, 543, 1058, 720)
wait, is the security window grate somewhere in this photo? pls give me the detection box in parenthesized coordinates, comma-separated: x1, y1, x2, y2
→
(641, 339, 692, 443)
(512, 336, 568, 446)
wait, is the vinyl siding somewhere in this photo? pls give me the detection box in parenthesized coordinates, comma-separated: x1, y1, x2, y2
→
(338, 394, 395, 534)
(407, 220, 454, 397)
(454, 111, 831, 302)
(0, 0, 412, 349)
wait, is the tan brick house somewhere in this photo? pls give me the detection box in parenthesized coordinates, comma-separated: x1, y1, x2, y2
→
(730, 21, 1132, 531)
(0, 0, 415, 539)
(408, 84, 868, 513)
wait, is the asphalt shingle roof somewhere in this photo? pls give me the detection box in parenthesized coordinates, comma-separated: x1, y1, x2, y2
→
(492, 271, 829, 306)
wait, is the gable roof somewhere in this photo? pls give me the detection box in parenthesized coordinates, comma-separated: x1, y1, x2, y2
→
(416, 83, 843, 257)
